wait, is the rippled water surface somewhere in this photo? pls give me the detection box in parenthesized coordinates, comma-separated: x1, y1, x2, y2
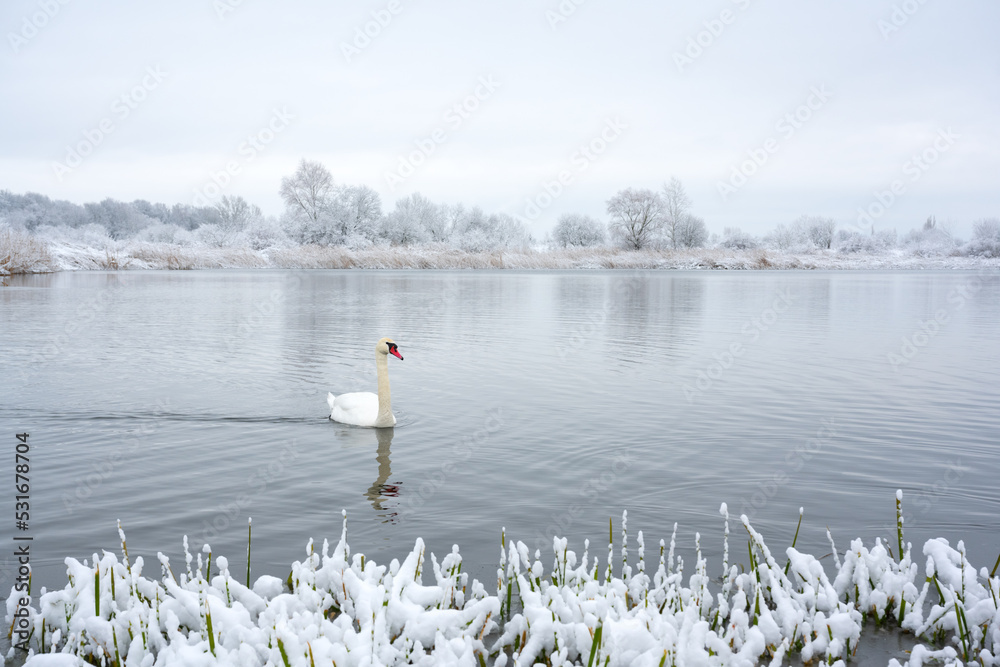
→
(2, 269, 998, 593)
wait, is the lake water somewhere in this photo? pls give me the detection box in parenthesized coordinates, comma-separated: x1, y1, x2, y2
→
(2, 269, 998, 598)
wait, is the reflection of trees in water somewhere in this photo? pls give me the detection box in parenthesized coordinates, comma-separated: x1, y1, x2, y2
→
(281, 272, 420, 394)
(365, 427, 400, 523)
(550, 273, 707, 371)
(804, 276, 832, 323)
(606, 274, 705, 360)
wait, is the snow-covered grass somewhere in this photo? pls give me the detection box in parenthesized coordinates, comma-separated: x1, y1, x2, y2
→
(7, 495, 999, 666)
(7, 240, 1000, 274)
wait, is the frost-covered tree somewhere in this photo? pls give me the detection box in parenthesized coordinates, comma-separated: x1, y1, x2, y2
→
(0, 191, 89, 230)
(764, 216, 833, 252)
(0, 191, 52, 231)
(802, 215, 836, 249)
(673, 214, 708, 248)
(836, 228, 897, 253)
(131, 199, 171, 223)
(974, 218, 1000, 240)
(902, 216, 958, 257)
(134, 223, 193, 245)
(212, 195, 262, 246)
(380, 208, 426, 246)
(280, 159, 345, 244)
(607, 188, 664, 250)
(764, 223, 804, 251)
(961, 218, 1000, 257)
(338, 185, 383, 243)
(166, 203, 219, 230)
(552, 213, 606, 248)
(194, 224, 228, 248)
(280, 159, 336, 223)
(380, 193, 445, 246)
(491, 213, 533, 249)
(444, 204, 468, 241)
(243, 215, 288, 250)
(215, 195, 260, 232)
(720, 227, 759, 250)
(413, 194, 450, 242)
(661, 177, 692, 249)
(84, 199, 155, 239)
(455, 210, 531, 251)
(451, 206, 485, 238)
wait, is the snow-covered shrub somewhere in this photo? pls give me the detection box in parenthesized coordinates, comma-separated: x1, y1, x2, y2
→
(379, 213, 428, 246)
(455, 211, 531, 252)
(804, 215, 836, 249)
(0, 225, 56, 274)
(194, 223, 231, 248)
(902, 219, 958, 257)
(134, 222, 195, 246)
(836, 228, 897, 253)
(672, 213, 708, 248)
(194, 215, 287, 249)
(962, 217, 1000, 257)
(720, 226, 759, 250)
(763, 216, 835, 252)
(33, 223, 115, 249)
(244, 215, 289, 250)
(284, 210, 340, 246)
(764, 222, 808, 251)
(342, 232, 375, 250)
(552, 213, 606, 248)
(456, 229, 495, 253)
(380, 193, 447, 246)
(380, 205, 430, 246)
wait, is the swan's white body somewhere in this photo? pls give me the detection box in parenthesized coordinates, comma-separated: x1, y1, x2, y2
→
(328, 338, 402, 428)
(327, 391, 392, 427)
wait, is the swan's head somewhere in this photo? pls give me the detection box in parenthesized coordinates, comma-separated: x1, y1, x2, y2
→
(376, 337, 403, 360)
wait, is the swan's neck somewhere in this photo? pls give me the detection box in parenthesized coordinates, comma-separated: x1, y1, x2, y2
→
(375, 353, 393, 427)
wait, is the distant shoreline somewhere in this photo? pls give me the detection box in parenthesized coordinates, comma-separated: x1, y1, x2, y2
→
(5, 241, 1000, 275)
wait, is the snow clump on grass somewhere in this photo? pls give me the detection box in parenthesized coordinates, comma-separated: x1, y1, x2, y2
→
(7, 495, 999, 666)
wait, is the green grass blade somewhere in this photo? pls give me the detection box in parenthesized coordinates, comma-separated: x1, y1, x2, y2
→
(896, 491, 905, 561)
(784, 508, 803, 575)
(587, 623, 603, 667)
(95, 564, 100, 618)
(246, 518, 252, 588)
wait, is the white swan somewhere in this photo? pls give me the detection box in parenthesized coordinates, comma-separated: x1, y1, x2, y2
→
(327, 337, 403, 427)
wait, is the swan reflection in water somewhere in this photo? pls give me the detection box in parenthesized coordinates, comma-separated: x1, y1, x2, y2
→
(364, 427, 401, 522)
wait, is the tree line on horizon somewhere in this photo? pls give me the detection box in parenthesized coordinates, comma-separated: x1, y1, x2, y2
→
(2, 158, 998, 257)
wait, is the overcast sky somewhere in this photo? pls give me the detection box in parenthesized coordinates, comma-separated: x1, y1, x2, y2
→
(2, 0, 997, 238)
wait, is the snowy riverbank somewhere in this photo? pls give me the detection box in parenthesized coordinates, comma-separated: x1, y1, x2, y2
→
(5, 236, 1000, 275)
(6, 496, 999, 666)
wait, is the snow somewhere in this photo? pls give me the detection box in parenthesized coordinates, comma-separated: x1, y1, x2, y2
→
(6, 496, 998, 666)
(4, 224, 1000, 276)
(33, 242, 1000, 272)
